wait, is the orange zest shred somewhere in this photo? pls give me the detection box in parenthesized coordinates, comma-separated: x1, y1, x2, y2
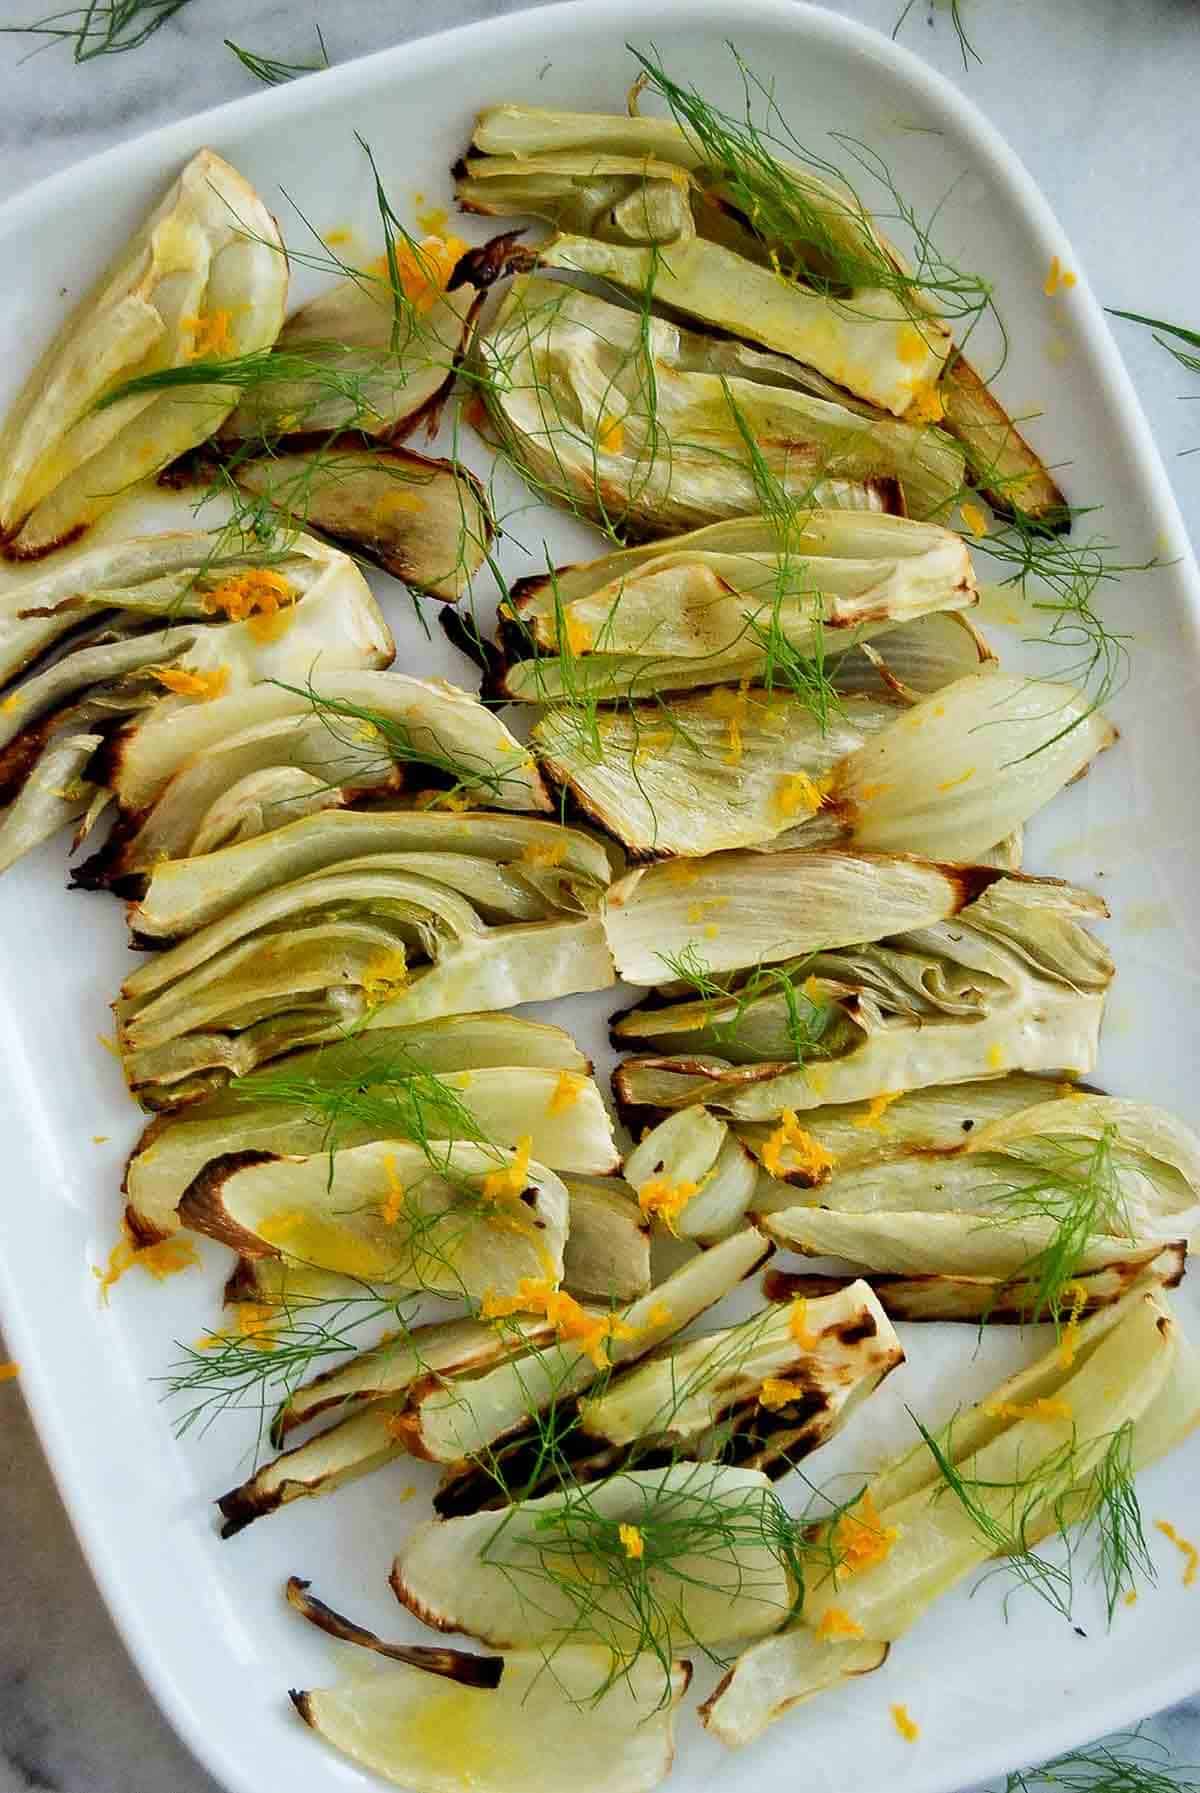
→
(597, 413, 625, 455)
(960, 499, 989, 538)
(520, 838, 568, 869)
(203, 567, 296, 622)
(897, 324, 930, 367)
(480, 1276, 634, 1369)
(92, 1228, 199, 1304)
(907, 383, 945, 424)
(361, 946, 409, 1006)
(257, 1209, 308, 1245)
(1058, 1282, 1088, 1366)
(399, 1483, 418, 1502)
(182, 308, 236, 358)
(562, 612, 594, 656)
(618, 1522, 645, 1560)
(758, 1377, 808, 1411)
(788, 1298, 818, 1351)
(891, 1703, 920, 1743)
(235, 1303, 279, 1351)
(380, 1154, 406, 1227)
(646, 1302, 673, 1327)
(937, 767, 976, 792)
(549, 1070, 583, 1115)
(760, 1110, 838, 1181)
(1156, 1520, 1199, 1588)
(0, 1362, 19, 1383)
(835, 1491, 900, 1578)
(482, 1136, 534, 1205)
(775, 770, 830, 819)
(151, 664, 230, 702)
(372, 234, 467, 310)
(637, 1175, 699, 1235)
(983, 1397, 1073, 1423)
(1043, 255, 1077, 297)
(852, 1091, 902, 1132)
(816, 1606, 864, 1640)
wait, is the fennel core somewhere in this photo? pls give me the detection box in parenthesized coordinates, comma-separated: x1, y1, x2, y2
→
(656, 946, 839, 1066)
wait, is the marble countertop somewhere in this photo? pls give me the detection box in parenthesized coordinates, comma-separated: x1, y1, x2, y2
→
(1, 1, 1198, 1789)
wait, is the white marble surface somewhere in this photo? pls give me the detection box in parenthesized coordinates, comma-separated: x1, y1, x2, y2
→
(1, 1, 1199, 1789)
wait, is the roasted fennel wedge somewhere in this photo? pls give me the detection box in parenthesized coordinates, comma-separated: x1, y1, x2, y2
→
(179, 1138, 569, 1298)
(0, 149, 287, 556)
(495, 510, 976, 702)
(115, 825, 617, 1105)
(754, 1092, 1200, 1285)
(218, 233, 478, 446)
(436, 1281, 902, 1514)
(603, 849, 1008, 984)
(288, 1579, 688, 1793)
(702, 1289, 1200, 1745)
(124, 807, 613, 939)
(91, 672, 554, 883)
(536, 671, 1112, 860)
(124, 1012, 613, 1239)
(473, 277, 962, 534)
(0, 534, 392, 876)
(223, 1170, 649, 1316)
(458, 94, 1064, 523)
(392, 1462, 798, 1652)
(612, 870, 1112, 1113)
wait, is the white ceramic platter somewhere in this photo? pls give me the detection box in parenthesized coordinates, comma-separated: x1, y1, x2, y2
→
(1, 4, 1199, 1792)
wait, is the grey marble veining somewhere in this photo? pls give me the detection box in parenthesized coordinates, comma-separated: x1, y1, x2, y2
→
(2, 2, 1200, 1790)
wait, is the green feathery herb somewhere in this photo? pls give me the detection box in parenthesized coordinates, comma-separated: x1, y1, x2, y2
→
(481, 1460, 805, 1700)
(656, 946, 838, 1064)
(233, 1042, 492, 1164)
(1007, 1731, 1200, 1793)
(892, 0, 981, 73)
(226, 26, 329, 86)
(163, 1285, 416, 1439)
(1088, 1419, 1156, 1622)
(988, 1125, 1132, 1323)
(629, 41, 991, 329)
(719, 377, 845, 732)
(2, 0, 192, 62)
(913, 1411, 1079, 1618)
(914, 1401, 1153, 1627)
(1109, 311, 1200, 377)
(261, 673, 530, 801)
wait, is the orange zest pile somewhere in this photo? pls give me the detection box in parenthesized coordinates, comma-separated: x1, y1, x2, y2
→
(816, 1606, 864, 1641)
(480, 1276, 635, 1370)
(637, 1175, 700, 1235)
(834, 1490, 900, 1579)
(93, 1229, 199, 1303)
(760, 1110, 837, 1181)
